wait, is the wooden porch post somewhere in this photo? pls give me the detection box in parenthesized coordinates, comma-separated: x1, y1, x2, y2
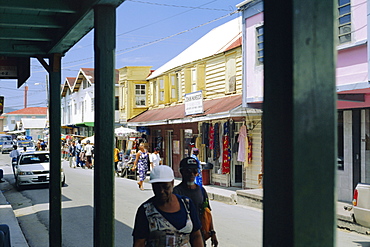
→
(263, 1, 336, 246)
(93, 5, 116, 247)
(49, 53, 62, 247)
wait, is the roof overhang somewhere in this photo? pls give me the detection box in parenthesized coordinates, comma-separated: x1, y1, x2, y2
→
(0, 0, 124, 87)
(245, 88, 370, 111)
(127, 95, 262, 127)
(337, 88, 370, 110)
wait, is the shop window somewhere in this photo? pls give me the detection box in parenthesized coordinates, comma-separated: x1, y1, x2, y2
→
(183, 129, 193, 157)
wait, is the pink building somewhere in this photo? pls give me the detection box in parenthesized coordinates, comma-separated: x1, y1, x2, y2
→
(238, 0, 369, 202)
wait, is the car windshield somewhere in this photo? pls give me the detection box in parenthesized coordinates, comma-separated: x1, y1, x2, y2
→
(20, 154, 49, 164)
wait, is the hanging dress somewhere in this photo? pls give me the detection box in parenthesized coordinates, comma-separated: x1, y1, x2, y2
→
(237, 125, 247, 162)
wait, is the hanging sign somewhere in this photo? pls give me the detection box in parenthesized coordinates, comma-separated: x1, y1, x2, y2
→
(184, 90, 203, 115)
(0, 56, 30, 87)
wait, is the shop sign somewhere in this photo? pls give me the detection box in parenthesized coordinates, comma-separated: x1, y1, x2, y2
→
(184, 91, 203, 115)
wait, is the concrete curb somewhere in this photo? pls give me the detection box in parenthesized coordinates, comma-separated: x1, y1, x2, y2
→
(0, 181, 29, 247)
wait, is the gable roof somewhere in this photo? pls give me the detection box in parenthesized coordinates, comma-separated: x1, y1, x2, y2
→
(61, 77, 76, 97)
(147, 17, 242, 80)
(5, 107, 47, 115)
(73, 68, 119, 92)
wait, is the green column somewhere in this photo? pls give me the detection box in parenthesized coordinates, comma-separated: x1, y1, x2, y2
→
(263, 1, 336, 246)
(49, 53, 62, 247)
(93, 5, 116, 247)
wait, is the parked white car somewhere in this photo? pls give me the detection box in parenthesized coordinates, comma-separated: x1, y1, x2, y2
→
(350, 183, 370, 227)
(14, 151, 65, 189)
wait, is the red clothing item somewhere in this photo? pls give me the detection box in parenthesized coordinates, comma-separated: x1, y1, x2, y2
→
(222, 136, 230, 174)
(209, 124, 214, 150)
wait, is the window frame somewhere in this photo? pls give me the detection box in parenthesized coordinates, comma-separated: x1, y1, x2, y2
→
(135, 84, 146, 107)
(256, 25, 264, 65)
(338, 0, 351, 44)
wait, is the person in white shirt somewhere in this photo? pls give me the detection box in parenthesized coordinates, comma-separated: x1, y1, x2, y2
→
(149, 147, 162, 170)
(9, 145, 21, 173)
(9, 145, 20, 159)
(84, 140, 93, 169)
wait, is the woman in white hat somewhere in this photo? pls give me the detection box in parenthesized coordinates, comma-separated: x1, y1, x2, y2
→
(132, 165, 204, 247)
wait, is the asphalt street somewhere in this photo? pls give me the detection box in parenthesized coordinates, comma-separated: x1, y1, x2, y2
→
(1, 153, 370, 246)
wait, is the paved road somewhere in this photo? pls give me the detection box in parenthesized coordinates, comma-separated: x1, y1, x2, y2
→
(2, 153, 370, 246)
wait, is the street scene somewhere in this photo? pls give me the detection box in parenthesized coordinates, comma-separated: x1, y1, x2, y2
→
(0, 0, 369, 246)
(1, 153, 370, 247)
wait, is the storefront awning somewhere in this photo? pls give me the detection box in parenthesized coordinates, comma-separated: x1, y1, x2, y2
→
(337, 88, 370, 110)
(76, 122, 94, 127)
(246, 88, 370, 110)
(128, 95, 244, 126)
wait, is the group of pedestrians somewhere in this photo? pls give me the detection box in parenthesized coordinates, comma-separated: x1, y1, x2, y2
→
(67, 139, 94, 169)
(132, 155, 218, 247)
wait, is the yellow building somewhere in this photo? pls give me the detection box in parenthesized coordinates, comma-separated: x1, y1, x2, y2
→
(118, 66, 152, 124)
(129, 17, 263, 189)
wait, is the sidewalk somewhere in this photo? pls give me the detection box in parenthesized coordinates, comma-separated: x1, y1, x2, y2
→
(0, 180, 29, 247)
(0, 177, 368, 247)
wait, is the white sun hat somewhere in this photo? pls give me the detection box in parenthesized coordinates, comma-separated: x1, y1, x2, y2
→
(149, 165, 174, 183)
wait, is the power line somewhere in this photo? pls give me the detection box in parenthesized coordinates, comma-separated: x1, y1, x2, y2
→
(63, 0, 220, 65)
(62, 9, 239, 69)
(125, 0, 230, 11)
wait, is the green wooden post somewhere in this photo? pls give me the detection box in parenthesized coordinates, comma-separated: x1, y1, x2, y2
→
(93, 5, 116, 247)
(263, 1, 336, 246)
(49, 53, 62, 247)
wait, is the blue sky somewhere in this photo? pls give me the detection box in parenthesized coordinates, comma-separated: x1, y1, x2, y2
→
(0, 0, 243, 112)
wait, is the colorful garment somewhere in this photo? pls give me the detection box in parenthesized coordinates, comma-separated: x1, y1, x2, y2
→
(222, 135, 230, 174)
(144, 198, 192, 247)
(248, 134, 253, 164)
(192, 154, 203, 187)
(213, 123, 220, 161)
(222, 121, 231, 174)
(209, 124, 214, 150)
(237, 125, 247, 162)
(138, 151, 149, 181)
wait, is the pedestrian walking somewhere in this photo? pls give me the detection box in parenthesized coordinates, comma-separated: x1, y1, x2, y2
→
(9, 145, 20, 175)
(132, 142, 149, 191)
(173, 157, 219, 247)
(114, 147, 120, 175)
(149, 147, 162, 170)
(69, 141, 76, 168)
(75, 140, 84, 168)
(84, 140, 93, 169)
(132, 165, 204, 247)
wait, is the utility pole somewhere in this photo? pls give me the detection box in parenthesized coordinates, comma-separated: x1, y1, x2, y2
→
(24, 85, 28, 108)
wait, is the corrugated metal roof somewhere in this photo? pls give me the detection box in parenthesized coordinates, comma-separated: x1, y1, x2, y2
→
(129, 94, 242, 123)
(147, 17, 242, 80)
(5, 107, 47, 115)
